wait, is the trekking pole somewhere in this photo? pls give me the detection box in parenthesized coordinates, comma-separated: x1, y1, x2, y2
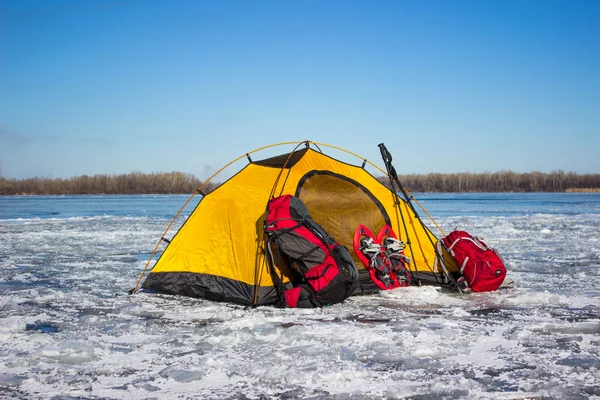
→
(378, 143, 459, 288)
(378, 143, 421, 284)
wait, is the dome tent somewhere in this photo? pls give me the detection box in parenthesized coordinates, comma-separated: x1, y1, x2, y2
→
(132, 141, 460, 306)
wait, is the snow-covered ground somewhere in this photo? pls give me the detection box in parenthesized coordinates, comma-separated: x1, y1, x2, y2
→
(1, 194, 599, 399)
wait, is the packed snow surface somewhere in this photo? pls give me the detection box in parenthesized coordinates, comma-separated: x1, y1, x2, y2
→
(1, 193, 599, 399)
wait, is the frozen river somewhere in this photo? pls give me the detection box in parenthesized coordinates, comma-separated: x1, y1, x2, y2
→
(1, 193, 599, 399)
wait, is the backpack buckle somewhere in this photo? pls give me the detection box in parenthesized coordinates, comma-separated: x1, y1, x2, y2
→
(456, 277, 472, 293)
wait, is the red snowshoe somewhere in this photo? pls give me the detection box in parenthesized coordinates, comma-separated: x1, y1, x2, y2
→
(353, 225, 411, 290)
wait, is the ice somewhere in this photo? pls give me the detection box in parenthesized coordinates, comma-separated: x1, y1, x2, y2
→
(1, 194, 600, 398)
(501, 291, 570, 307)
(158, 366, 205, 382)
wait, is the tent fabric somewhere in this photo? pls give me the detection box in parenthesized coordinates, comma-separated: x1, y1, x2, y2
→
(142, 146, 452, 305)
(295, 170, 391, 266)
(252, 147, 309, 168)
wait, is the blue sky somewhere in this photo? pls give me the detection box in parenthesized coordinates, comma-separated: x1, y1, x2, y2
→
(1, 0, 599, 179)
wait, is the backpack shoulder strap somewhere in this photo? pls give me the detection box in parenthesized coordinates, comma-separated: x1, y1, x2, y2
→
(264, 240, 289, 308)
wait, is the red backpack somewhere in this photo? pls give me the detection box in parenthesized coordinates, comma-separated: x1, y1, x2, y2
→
(441, 230, 507, 292)
(264, 195, 359, 307)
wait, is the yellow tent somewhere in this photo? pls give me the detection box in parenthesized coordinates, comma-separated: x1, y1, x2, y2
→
(134, 141, 459, 305)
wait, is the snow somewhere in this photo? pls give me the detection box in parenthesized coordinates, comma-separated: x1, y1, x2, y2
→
(1, 194, 599, 399)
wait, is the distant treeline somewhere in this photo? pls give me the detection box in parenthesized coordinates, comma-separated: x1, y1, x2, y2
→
(0, 172, 218, 195)
(394, 170, 600, 192)
(1, 170, 600, 195)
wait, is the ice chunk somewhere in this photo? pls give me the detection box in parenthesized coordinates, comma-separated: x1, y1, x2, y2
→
(159, 366, 205, 382)
(25, 321, 61, 333)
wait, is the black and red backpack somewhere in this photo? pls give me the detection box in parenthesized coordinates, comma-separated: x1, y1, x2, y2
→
(441, 230, 507, 292)
(264, 195, 359, 308)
